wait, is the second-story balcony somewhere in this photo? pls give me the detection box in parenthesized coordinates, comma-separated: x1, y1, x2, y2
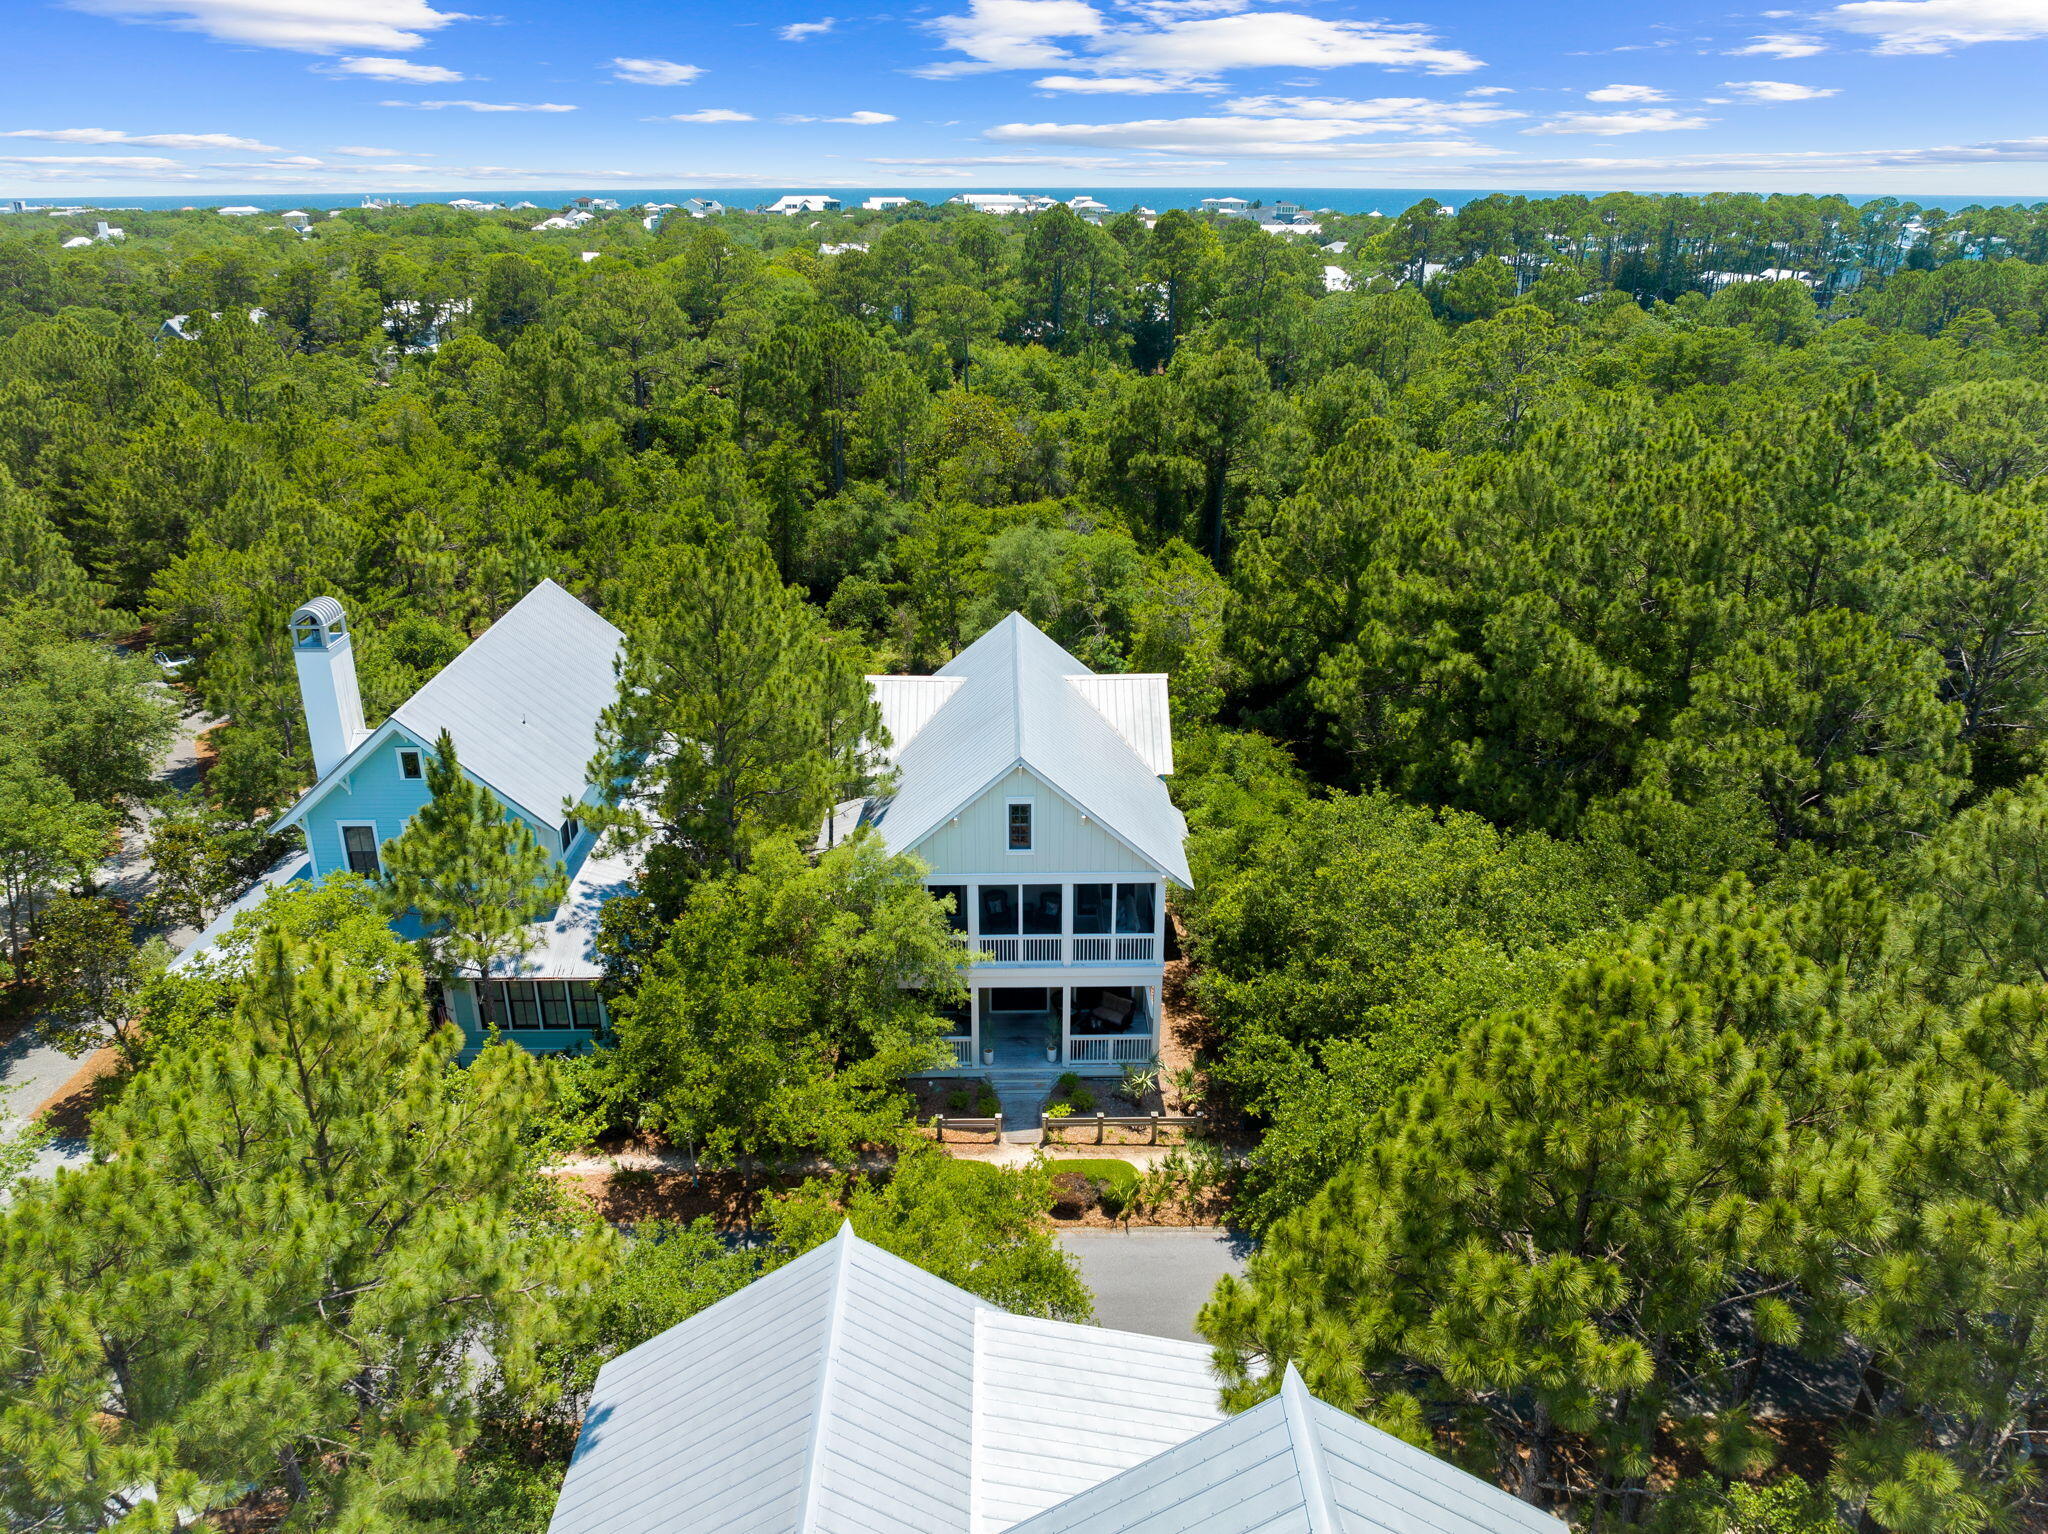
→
(954, 932, 1158, 965)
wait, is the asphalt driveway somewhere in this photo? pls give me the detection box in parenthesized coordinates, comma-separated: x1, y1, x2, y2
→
(1057, 1227, 1252, 1342)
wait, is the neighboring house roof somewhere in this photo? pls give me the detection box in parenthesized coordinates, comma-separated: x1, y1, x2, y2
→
(275, 579, 621, 834)
(547, 1226, 1224, 1534)
(1011, 1365, 1566, 1534)
(867, 614, 1191, 885)
(548, 1226, 1566, 1534)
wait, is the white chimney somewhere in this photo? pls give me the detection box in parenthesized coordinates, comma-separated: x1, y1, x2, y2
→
(290, 597, 368, 778)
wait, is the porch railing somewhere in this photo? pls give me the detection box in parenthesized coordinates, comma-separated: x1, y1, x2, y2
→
(942, 1037, 974, 1067)
(1067, 1034, 1156, 1063)
(958, 934, 1158, 965)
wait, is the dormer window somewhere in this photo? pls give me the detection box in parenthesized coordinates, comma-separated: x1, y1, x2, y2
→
(397, 747, 424, 780)
(1006, 798, 1034, 853)
(561, 817, 581, 852)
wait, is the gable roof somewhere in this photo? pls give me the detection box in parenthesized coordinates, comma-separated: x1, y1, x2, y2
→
(867, 614, 1191, 886)
(1007, 1366, 1566, 1534)
(547, 1226, 1224, 1534)
(276, 580, 621, 833)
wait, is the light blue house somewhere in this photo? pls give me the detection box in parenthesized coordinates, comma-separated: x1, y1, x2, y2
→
(176, 580, 632, 1054)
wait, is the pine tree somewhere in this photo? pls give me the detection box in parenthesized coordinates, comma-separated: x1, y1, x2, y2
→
(589, 533, 884, 905)
(0, 929, 612, 1529)
(379, 729, 567, 1023)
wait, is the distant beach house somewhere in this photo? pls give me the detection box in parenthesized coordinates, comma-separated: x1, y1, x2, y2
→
(862, 195, 915, 211)
(947, 192, 1058, 215)
(762, 194, 842, 214)
(545, 1223, 1567, 1534)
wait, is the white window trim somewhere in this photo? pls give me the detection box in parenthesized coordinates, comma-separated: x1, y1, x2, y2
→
(397, 746, 424, 781)
(337, 819, 382, 878)
(1005, 796, 1035, 854)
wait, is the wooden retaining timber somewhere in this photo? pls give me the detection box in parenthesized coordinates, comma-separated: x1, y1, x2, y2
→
(1043, 1111, 1205, 1146)
(931, 1113, 1004, 1142)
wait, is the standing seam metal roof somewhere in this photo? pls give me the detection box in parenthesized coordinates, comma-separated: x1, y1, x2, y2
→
(388, 579, 622, 828)
(868, 614, 1191, 886)
(547, 1227, 1229, 1534)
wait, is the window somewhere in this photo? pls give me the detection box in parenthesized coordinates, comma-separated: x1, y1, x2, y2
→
(1006, 798, 1034, 852)
(479, 980, 605, 1032)
(397, 748, 424, 781)
(1022, 884, 1062, 936)
(1115, 882, 1156, 935)
(929, 885, 968, 933)
(561, 817, 580, 852)
(1073, 883, 1113, 935)
(340, 823, 380, 878)
(978, 884, 1019, 935)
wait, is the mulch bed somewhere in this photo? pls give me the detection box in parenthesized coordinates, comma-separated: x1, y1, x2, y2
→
(34, 1047, 122, 1139)
(553, 1168, 814, 1228)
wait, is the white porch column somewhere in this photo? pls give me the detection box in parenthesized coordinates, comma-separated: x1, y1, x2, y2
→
(1147, 985, 1161, 1047)
(970, 986, 982, 1065)
(1062, 881, 1073, 965)
(1059, 984, 1070, 1064)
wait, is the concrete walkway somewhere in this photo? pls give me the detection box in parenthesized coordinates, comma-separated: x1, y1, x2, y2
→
(1057, 1227, 1252, 1342)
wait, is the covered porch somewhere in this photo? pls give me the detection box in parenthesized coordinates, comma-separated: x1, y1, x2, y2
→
(937, 983, 1159, 1070)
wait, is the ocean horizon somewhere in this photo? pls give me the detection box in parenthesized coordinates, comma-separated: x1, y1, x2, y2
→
(11, 186, 2048, 216)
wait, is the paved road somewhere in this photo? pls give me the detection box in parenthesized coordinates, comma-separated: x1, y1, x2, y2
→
(1058, 1228, 1252, 1342)
(1, 694, 220, 1192)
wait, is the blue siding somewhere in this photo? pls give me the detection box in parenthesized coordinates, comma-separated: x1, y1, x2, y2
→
(446, 981, 602, 1060)
(300, 725, 573, 880)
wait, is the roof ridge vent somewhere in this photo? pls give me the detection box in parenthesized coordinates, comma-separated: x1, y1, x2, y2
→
(795, 1227, 859, 1531)
(1282, 1364, 1344, 1534)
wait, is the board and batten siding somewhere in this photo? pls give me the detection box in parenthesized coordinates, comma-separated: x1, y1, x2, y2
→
(907, 765, 1157, 878)
(300, 728, 566, 880)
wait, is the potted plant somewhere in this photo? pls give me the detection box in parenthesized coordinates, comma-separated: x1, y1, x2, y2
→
(981, 1044, 995, 1066)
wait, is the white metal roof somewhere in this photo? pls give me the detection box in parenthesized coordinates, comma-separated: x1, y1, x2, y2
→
(972, 1310, 1221, 1534)
(549, 1226, 1226, 1534)
(400, 581, 621, 825)
(868, 614, 1190, 886)
(869, 675, 965, 753)
(485, 836, 644, 980)
(1061, 674, 1173, 776)
(1007, 1366, 1569, 1534)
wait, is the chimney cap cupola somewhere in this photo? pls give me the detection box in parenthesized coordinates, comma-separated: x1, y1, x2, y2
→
(290, 596, 349, 649)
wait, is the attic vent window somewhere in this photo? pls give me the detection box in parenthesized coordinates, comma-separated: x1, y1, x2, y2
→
(397, 748, 423, 780)
(1006, 798, 1034, 853)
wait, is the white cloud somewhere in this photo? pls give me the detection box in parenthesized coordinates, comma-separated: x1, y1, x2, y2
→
(1524, 107, 1715, 134)
(332, 144, 411, 155)
(1507, 134, 2048, 176)
(610, 57, 703, 85)
(919, 0, 1483, 85)
(1222, 94, 1523, 127)
(1465, 85, 1514, 96)
(66, 0, 466, 52)
(0, 154, 191, 173)
(388, 98, 577, 111)
(1820, 0, 2048, 51)
(920, 0, 1105, 75)
(328, 55, 464, 81)
(1726, 32, 1827, 55)
(831, 109, 896, 124)
(983, 113, 1496, 156)
(1585, 83, 1667, 102)
(1096, 13, 1484, 77)
(0, 126, 279, 149)
(1720, 79, 1840, 99)
(780, 17, 834, 40)
(1033, 72, 1215, 91)
(655, 108, 754, 122)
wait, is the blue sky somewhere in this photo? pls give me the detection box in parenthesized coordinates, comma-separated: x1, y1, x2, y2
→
(6, 0, 2048, 196)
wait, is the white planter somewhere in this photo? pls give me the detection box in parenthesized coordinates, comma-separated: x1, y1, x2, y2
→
(981, 1048, 994, 1066)
(1046, 1046, 1059, 1063)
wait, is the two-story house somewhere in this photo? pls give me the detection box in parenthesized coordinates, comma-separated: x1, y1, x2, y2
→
(173, 580, 635, 1055)
(847, 613, 1191, 1071)
(179, 595, 1191, 1073)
